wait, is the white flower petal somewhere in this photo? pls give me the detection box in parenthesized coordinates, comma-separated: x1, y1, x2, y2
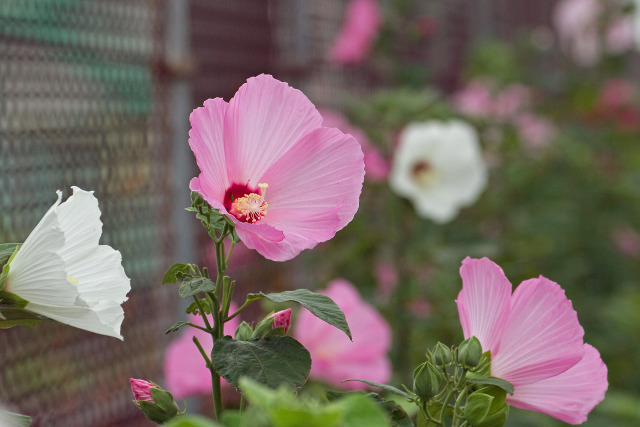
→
(5, 187, 130, 339)
(56, 186, 103, 263)
(5, 191, 79, 306)
(70, 245, 130, 305)
(25, 301, 124, 340)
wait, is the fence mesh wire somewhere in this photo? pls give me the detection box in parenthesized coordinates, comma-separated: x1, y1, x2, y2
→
(0, 1, 173, 425)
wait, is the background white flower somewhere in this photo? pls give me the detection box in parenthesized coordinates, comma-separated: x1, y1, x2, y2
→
(3, 187, 130, 339)
(389, 120, 487, 223)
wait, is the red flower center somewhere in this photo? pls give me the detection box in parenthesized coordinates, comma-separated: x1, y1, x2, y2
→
(224, 182, 269, 223)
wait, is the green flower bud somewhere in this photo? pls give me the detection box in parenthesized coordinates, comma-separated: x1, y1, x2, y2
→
(251, 315, 275, 339)
(432, 342, 452, 368)
(413, 362, 444, 400)
(457, 336, 483, 369)
(234, 321, 253, 341)
(130, 379, 180, 424)
(463, 386, 509, 427)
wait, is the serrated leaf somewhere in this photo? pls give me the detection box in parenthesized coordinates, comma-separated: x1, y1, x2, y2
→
(248, 289, 352, 340)
(165, 321, 190, 334)
(211, 336, 311, 389)
(466, 377, 514, 395)
(341, 379, 414, 400)
(162, 263, 192, 284)
(178, 277, 216, 298)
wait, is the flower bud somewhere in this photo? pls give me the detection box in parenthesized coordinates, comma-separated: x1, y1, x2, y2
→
(457, 336, 483, 369)
(432, 342, 452, 368)
(270, 308, 292, 333)
(413, 362, 444, 400)
(129, 378, 180, 424)
(234, 321, 253, 341)
(251, 315, 275, 339)
(129, 378, 154, 402)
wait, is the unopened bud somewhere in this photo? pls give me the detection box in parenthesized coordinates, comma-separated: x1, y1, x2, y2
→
(432, 342, 452, 368)
(413, 362, 444, 400)
(129, 378, 180, 424)
(270, 308, 292, 333)
(234, 321, 253, 341)
(251, 315, 275, 339)
(457, 336, 483, 369)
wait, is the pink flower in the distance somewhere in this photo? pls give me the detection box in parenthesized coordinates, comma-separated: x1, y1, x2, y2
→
(456, 257, 607, 424)
(515, 113, 557, 149)
(329, 0, 381, 65)
(129, 378, 155, 403)
(293, 279, 391, 390)
(271, 308, 292, 333)
(189, 74, 365, 261)
(320, 109, 389, 182)
(452, 81, 494, 119)
(164, 306, 240, 400)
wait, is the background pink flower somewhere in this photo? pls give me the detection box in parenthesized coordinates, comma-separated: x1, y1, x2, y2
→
(452, 80, 494, 118)
(320, 109, 389, 182)
(456, 257, 607, 424)
(329, 0, 381, 65)
(293, 279, 391, 390)
(189, 74, 365, 261)
(164, 305, 240, 400)
(515, 113, 557, 149)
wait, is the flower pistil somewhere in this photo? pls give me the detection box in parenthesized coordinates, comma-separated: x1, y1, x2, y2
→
(231, 183, 269, 223)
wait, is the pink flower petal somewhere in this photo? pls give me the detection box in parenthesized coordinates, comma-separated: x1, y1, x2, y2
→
(492, 276, 585, 387)
(261, 126, 364, 231)
(223, 74, 323, 185)
(293, 279, 391, 389)
(508, 344, 608, 424)
(189, 98, 230, 208)
(329, 0, 381, 65)
(456, 257, 511, 354)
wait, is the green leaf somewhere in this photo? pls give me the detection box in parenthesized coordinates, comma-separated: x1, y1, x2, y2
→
(165, 321, 190, 334)
(211, 336, 311, 389)
(0, 243, 19, 266)
(248, 289, 352, 340)
(326, 392, 414, 427)
(165, 415, 220, 427)
(178, 277, 216, 298)
(186, 300, 211, 315)
(466, 377, 514, 395)
(0, 409, 32, 426)
(0, 307, 42, 329)
(0, 290, 30, 308)
(341, 379, 414, 400)
(162, 263, 192, 284)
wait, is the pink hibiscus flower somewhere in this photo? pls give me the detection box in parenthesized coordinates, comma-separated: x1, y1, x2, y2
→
(456, 257, 607, 424)
(189, 74, 365, 262)
(329, 0, 381, 65)
(319, 109, 389, 182)
(164, 308, 240, 400)
(293, 279, 391, 390)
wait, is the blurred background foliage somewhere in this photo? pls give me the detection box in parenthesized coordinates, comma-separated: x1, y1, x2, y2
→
(295, 0, 640, 425)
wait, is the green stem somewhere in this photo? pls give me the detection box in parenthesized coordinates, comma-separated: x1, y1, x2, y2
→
(451, 385, 469, 427)
(209, 222, 235, 421)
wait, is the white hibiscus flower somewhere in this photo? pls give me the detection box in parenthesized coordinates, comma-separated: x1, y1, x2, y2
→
(389, 120, 487, 223)
(1, 187, 130, 339)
